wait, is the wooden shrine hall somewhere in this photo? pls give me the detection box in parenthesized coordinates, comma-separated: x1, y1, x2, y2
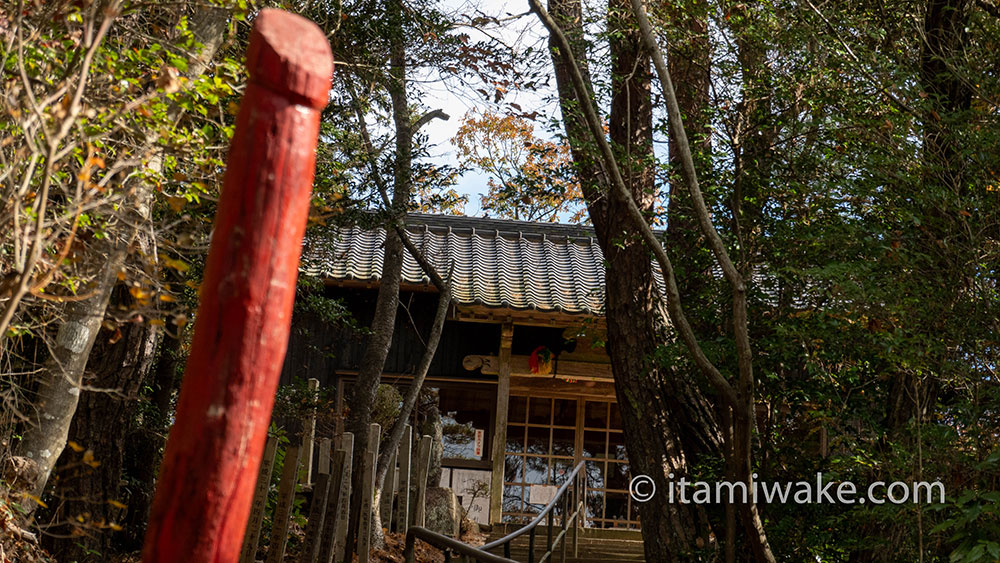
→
(281, 213, 641, 531)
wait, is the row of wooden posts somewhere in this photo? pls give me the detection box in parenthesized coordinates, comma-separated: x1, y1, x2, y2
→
(239, 416, 435, 563)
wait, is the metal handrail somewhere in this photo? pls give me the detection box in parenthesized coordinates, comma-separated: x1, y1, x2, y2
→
(404, 526, 516, 563)
(482, 460, 586, 551)
(403, 459, 587, 563)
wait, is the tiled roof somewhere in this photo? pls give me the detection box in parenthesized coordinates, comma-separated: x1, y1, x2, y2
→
(300, 214, 610, 316)
(299, 213, 814, 318)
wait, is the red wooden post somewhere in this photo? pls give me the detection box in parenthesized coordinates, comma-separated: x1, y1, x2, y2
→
(142, 10, 333, 563)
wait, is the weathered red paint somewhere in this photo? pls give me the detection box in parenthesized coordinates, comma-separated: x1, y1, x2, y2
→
(142, 10, 332, 563)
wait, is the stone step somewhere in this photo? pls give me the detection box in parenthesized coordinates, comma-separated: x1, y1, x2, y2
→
(487, 524, 643, 542)
(480, 535, 645, 563)
(487, 553, 645, 563)
(502, 551, 645, 562)
(480, 529, 646, 563)
(501, 546, 645, 557)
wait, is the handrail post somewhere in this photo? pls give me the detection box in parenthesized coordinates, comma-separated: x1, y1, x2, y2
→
(560, 492, 568, 563)
(404, 529, 417, 563)
(528, 527, 536, 563)
(547, 509, 554, 557)
(572, 473, 580, 558)
(561, 491, 568, 531)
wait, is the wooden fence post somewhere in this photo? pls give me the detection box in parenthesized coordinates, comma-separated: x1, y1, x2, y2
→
(413, 435, 432, 528)
(331, 433, 355, 563)
(239, 435, 278, 563)
(265, 445, 302, 563)
(317, 446, 346, 563)
(301, 377, 320, 484)
(395, 425, 412, 535)
(358, 423, 380, 563)
(300, 471, 332, 563)
(141, 9, 333, 563)
(318, 437, 332, 475)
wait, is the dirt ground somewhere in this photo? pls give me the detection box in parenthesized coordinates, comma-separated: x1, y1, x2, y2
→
(0, 510, 488, 563)
(369, 525, 488, 563)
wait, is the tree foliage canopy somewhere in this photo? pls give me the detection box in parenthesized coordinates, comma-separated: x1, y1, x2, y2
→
(0, 0, 997, 560)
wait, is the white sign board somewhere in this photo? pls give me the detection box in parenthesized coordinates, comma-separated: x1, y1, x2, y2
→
(441, 468, 492, 525)
(529, 484, 558, 506)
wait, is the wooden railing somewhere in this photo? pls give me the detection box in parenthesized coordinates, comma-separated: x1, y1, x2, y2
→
(404, 460, 586, 563)
(240, 421, 434, 563)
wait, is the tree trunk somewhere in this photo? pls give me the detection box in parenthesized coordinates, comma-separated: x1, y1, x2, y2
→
(542, 0, 782, 558)
(882, 0, 970, 434)
(372, 283, 449, 541)
(664, 0, 713, 287)
(546, 0, 723, 559)
(18, 242, 125, 496)
(120, 320, 185, 552)
(629, 1, 777, 557)
(345, 1, 413, 551)
(345, 218, 404, 555)
(45, 289, 158, 561)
